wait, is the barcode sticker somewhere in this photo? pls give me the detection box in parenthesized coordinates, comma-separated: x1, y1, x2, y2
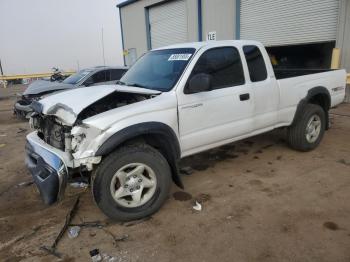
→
(168, 54, 192, 61)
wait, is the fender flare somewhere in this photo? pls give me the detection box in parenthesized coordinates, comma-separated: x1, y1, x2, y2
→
(95, 122, 183, 188)
(292, 86, 331, 129)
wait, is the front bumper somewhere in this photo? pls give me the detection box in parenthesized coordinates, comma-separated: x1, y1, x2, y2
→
(25, 132, 68, 205)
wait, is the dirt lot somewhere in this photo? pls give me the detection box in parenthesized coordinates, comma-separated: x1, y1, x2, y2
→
(1, 85, 350, 262)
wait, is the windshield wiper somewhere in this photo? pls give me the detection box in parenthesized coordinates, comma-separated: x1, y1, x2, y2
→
(127, 82, 150, 89)
(116, 80, 126, 85)
(117, 80, 153, 90)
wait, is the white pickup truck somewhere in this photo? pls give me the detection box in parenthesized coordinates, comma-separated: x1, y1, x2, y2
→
(25, 40, 346, 221)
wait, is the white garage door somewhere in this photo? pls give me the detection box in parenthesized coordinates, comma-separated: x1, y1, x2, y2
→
(240, 0, 340, 46)
(149, 0, 188, 49)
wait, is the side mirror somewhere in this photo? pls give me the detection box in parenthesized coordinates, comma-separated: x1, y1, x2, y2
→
(186, 73, 211, 94)
(84, 78, 94, 87)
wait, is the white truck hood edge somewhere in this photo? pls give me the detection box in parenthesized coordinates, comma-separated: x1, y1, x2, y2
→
(38, 84, 161, 125)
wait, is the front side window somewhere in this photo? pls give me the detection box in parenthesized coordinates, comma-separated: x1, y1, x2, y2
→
(243, 45, 267, 82)
(188, 47, 245, 90)
(119, 48, 195, 91)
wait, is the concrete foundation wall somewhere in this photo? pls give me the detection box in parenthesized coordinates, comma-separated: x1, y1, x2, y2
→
(344, 82, 350, 103)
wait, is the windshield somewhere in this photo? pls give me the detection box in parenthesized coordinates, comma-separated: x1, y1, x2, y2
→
(63, 69, 92, 85)
(119, 48, 195, 91)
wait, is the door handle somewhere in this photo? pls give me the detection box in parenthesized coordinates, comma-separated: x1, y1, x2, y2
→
(239, 93, 250, 101)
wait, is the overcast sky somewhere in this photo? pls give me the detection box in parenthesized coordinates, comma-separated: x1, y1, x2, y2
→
(0, 0, 127, 75)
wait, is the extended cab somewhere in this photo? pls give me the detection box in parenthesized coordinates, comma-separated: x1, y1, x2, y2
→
(25, 40, 346, 221)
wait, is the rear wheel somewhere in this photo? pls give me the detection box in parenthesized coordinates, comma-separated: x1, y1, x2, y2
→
(287, 104, 326, 152)
(92, 144, 172, 221)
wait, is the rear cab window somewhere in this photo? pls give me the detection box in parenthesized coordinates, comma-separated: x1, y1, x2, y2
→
(187, 46, 245, 91)
(110, 69, 126, 81)
(243, 45, 268, 82)
(91, 70, 110, 84)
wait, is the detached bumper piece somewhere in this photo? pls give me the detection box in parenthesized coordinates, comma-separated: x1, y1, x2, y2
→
(14, 102, 33, 118)
(25, 133, 68, 205)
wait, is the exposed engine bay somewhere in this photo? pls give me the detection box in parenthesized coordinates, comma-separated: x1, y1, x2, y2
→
(30, 91, 154, 152)
(31, 115, 71, 151)
(77, 91, 152, 122)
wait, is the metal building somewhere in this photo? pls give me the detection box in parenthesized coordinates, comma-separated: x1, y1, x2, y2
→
(118, 0, 350, 72)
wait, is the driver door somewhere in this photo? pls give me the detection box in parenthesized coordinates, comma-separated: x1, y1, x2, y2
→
(177, 46, 254, 155)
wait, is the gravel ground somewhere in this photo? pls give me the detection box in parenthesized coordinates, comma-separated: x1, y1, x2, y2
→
(0, 85, 350, 262)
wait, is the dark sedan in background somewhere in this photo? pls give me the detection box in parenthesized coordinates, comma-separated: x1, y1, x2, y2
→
(14, 66, 128, 118)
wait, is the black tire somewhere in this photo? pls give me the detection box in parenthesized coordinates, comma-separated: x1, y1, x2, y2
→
(287, 103, 326, 152)
(92, 144, 172, 221)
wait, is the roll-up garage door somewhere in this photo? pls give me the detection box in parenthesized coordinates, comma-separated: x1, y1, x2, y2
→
(240, 0, 339, 46)
(149, 0, 188, 49)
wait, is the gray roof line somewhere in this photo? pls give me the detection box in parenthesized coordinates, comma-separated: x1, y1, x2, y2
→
(116, 0, 140, 8)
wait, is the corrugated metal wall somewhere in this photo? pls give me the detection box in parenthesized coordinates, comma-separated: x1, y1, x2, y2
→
(119, 0, 349, 77)
(336, 0, 350, 72)
(149, 0, 188, 49)
(240, 0, 339, 46)
(120, 0, 198, 58)
(336, 0, 350, 102)
(201, 0, 236, 41)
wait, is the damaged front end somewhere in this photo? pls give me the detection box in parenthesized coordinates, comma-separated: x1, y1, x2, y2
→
(26, 110, 75, 205)
(25, 132, 68, 204)
(14, 94, 41, 119)
(25, 104, 102, 206)
(25, 85, 159, 205)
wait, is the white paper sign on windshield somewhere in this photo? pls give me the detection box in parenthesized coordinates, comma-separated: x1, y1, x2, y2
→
(168, 54, 192, 61)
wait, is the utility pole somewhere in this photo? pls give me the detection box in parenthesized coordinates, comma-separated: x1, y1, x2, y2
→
(0, 58, 5, 88)
(101, 27, 106, 66)
(76, 60, 80, 71)
(0, 58, 4, 76)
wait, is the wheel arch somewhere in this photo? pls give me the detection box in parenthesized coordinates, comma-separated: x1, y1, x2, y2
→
(95, 122, 183, 189)
(292, 86, 331, 129)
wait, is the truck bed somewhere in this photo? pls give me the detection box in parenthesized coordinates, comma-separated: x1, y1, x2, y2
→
(274, 68, 335, 80)
(276, 68, 346, 121)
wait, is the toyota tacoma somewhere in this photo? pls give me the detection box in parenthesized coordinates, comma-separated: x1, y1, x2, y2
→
(25, 40, 346, 221)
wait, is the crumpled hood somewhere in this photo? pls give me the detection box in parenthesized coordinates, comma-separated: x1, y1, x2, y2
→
(38, 84, 161, 125)
(23, 80, 74, 96)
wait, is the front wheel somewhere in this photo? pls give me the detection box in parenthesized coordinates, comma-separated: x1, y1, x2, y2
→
(92, 144, 172, 221)
(287, 104, 326, 152)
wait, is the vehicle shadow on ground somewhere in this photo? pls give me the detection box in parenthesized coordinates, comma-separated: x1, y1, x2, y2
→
(179, 129, 287, 174)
